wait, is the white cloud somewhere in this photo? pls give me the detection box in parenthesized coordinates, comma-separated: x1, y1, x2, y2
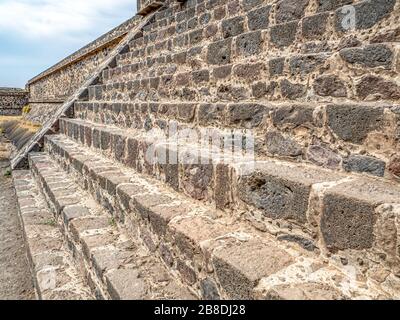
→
(0, 0, 136, 39)
(0, 0, 137, 87)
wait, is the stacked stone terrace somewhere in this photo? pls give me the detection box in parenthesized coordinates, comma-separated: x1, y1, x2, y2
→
(11, 0, 400, 299)
(0, 88, 28, 116)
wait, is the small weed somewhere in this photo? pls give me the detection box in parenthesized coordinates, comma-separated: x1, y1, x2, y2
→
(3, 169, 11, 177)
(22, 105, 31, 114)
(109, 217, 117, 227)
(41, 219, 57, 227)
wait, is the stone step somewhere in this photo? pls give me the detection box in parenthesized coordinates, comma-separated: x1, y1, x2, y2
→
(27, 152, 196, 300)
(71, 103, 399, 181)
(12, 170, 94, 300)
(112, 42, 399, 102)
(124, 0, 398, 70)
(138, 0, 165, 16)
(46, 126, 400, 278)
(142, 0, 398, 44)
(92, 41, 400, 104)
(41, 133, 393, 299)
(111, 50, 335, 84)
(126, 19, 399, 74)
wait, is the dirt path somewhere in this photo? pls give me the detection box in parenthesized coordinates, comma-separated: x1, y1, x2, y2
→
(0, 136, 35, 300)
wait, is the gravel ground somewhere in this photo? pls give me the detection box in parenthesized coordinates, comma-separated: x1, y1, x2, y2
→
(0, 136, 35, 300)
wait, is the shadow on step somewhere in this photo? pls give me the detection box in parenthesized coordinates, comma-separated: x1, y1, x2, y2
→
(0, 117, 41, 150)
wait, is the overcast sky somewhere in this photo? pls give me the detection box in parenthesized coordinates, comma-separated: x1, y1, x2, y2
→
(0, 0, 137, 88)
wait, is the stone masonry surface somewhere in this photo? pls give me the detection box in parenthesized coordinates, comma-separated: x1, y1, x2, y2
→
(0, 88, 28, 116)
(6, 0, 400, 300)
(0, 171, 35, 300)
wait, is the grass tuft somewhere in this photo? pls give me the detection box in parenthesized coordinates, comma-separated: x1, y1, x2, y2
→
(109, 217, 117, 227)
(40, 219, 57, 227)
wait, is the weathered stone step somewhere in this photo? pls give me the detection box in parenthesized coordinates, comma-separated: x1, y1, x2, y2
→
(125, 0, 398, 71)
(72, 102, 399, 181)
(87, 77, 396, 107)
(27, 152, 196, 300)
(42, 133, 392, 299)
(93, 41, 400, 104)
(12, 170, 94, 300)
(127, 19, 399, 75)
(144, 0, 397, 43)
(114, 42, 399, 92)
(111, 50, 336, 84)
(47, 126, 400, 279)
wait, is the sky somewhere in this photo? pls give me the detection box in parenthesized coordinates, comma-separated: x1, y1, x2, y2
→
(0, 0, 137, 88)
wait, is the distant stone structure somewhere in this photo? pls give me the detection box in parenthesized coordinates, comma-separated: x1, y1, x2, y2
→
(0, 88, 28, 116)
(25, 15, 141, 125)
(9, 0, 400, 300)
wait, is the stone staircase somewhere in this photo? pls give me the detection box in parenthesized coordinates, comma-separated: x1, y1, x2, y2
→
(12, 0, 400, 299)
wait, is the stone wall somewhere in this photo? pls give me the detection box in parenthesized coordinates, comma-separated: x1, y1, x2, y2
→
(89, 0, 400, 182)
(68, 0, 400, 298)
(25, 15, 141, 125)
(8, 0, 400, 300)
(0, 88, 28, 116)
